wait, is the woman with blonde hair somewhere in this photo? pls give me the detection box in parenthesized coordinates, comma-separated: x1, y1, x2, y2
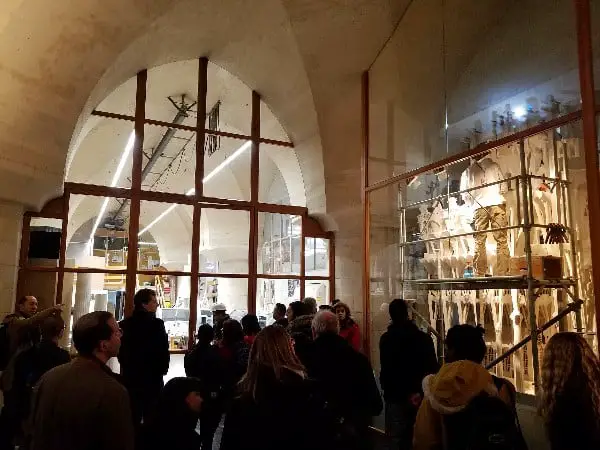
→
(220, 326, 327, 450)
(540, 332, 600, 450)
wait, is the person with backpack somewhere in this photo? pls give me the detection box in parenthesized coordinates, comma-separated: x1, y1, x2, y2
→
(413, 324, 526, 450)
(0, 296, 62, 450)
(6, 316, 70, 448)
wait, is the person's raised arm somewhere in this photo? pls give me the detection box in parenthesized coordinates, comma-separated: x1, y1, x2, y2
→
(11, 305, 63, 331)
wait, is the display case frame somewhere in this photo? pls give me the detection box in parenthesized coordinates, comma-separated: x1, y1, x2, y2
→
(386, 129, 586, 393)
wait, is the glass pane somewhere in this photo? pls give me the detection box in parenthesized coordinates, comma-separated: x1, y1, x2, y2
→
(202, 136, 251, 201)
(258, 213, 301, 275)
(141, 124, 196, 195)
(368, 0, 445, 184)
(257, 278, 301, 323)
(95, 76, 136, 117)
(207, 61, 251, 137)
(200, 208, 250, 274)
(28, 218, 62, 267)
(19, 269, 58, 312)
(261, 100, 289, 142)
(139, 278, 190, 350)
(197, 277, 249, 324)
(304, 280, 330, 307)
(305, 238, 329, 276)
(369, 120, 595, 394)
(259, 144, 306, 206)
(139, 201, 193, 272)
(445, 0, 579, 157)
(66, 195, 129, 269)
(66, 272, 117, 348)
(66, 118, 135, 188)
(147, 60, 198, 124)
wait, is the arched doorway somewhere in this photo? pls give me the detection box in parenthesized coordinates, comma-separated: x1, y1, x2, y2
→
(17, 59, 334, 352)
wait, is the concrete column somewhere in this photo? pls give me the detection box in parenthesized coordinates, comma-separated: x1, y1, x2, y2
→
(0, 201, 23, 319)
(94, 293, 108, 312)
(73, 273, 91, 324)
(59, 272, 74, 348)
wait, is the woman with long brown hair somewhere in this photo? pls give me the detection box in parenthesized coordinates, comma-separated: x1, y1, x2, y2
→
(540, 332, 600, 450)
(220, 325, 326, 450)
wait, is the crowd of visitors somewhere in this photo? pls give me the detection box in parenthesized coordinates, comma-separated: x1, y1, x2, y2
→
(0, 293, 599, 450)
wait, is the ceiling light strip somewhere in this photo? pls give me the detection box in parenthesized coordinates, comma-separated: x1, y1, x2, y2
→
(139, 140, 251, 236)
(87, 131, 135, 248)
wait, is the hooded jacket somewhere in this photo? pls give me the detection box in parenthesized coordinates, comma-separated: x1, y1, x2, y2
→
(412, 360, 514, 450)
(287, 314, 314, 366)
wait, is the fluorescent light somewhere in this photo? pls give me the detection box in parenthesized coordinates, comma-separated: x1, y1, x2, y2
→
(139, 140, 252, 236)
(513, 106, 526, 120)
(88, 197, 110, 251)
(111, 132, 135, 187)
(88, 131, 135, 247)
(139, 204, 178, 236)
(203, 140, 251, 183)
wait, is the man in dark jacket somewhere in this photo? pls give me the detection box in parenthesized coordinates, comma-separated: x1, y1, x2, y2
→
(307, 311, 383, 449)
(379, 298, 438, 449)
(118, 289, 170, 430)
(0, 297, 62, 450)
(29, 311, 134, 450)
(11, 316, 70, 438)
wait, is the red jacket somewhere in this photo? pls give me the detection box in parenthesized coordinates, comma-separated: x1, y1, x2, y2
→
(339, 321, 361, 352)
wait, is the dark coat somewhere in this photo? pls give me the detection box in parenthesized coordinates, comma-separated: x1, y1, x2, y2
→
(546, 379, 600, 450)
(118, 310, 170, 385)
(274, 317, 288, 328)
(218, 341, 250, 399)
(12, 340, 70, 419)
(379, 321, 439, 403)
(1, 308, 58, 392)
(184, 343, 223, 394)
(287, 314, 314, 367)
(29, 357, 134, 450)
(141, 403, 201, 450)
(306, 333, 383, 427)
(220, 368, 329, 450)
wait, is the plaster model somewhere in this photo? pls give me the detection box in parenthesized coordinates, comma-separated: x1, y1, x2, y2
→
(460, 157, 509, 276)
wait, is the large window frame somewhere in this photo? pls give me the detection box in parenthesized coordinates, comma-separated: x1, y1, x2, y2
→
(18, 58, 334, 351)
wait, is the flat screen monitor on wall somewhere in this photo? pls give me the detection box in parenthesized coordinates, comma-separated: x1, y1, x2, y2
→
(28, 230, 61, 260)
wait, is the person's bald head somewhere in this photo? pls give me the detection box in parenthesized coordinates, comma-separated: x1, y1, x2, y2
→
(311, 311, 339, 338)
(17, 296, 38, 318)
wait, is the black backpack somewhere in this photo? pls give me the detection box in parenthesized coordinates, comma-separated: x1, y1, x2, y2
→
(442, 377, 527, 450)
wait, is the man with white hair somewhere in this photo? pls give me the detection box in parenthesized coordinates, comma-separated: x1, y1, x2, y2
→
(308, 311, 382, 447)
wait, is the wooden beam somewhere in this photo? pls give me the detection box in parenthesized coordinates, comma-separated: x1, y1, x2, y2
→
(248, 91, 261, 314)
(55, 192, 70, 306)
(574, 0, 600, 342)
(189, 57, 208, 346)
(91, 109, 294, 148)
(365, 110, 582, 193)
(125, 70, 147, 317)
(361, 71, 371, 357)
